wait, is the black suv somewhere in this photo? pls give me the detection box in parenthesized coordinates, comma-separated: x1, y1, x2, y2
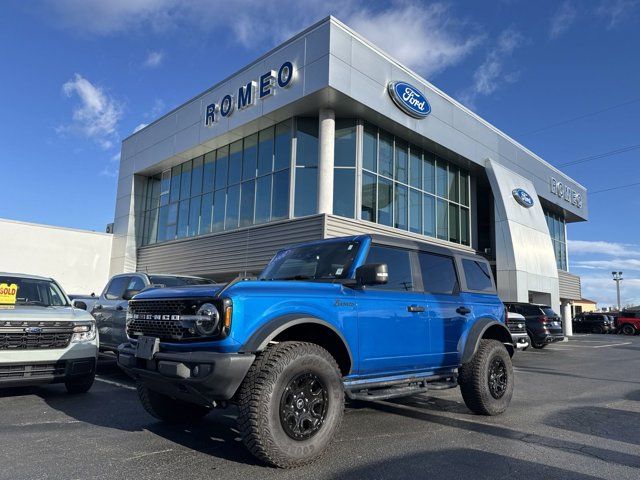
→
(572, 313, 615, 334)
(504, 302, 564, 349)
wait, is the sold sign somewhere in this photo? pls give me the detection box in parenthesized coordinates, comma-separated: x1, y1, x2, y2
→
(0, 283, 18, 304)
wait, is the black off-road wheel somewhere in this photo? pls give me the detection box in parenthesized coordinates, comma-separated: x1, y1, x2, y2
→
(65, 372, 95, 394)
(459, 339, 514, 416)
(237, 341, 344, 468)
(621, 324, 637, 336)
(137, 383, 211, 424)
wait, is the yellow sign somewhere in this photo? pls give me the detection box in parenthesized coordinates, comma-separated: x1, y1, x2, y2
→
(0, 283, 18, 305)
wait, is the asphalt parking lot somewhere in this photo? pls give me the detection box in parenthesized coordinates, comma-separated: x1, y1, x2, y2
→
(1, 335, 639, 480)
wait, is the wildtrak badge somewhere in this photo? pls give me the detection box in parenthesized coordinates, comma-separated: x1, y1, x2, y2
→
(387, 81, 431, 119)
(204, 61, 295, 127)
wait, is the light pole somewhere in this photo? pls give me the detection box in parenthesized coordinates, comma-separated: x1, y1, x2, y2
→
(612, 271, 623, 311)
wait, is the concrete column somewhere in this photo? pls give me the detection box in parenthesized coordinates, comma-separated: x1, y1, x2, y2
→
(562, 301, 573, 336)
(317, 108, 335, 215)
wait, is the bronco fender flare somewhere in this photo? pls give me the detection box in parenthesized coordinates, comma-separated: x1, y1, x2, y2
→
(239, 314, 354, 365)
(460, 318, 514, 364)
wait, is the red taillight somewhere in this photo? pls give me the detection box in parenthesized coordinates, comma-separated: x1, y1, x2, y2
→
(538, 315, 548, 324)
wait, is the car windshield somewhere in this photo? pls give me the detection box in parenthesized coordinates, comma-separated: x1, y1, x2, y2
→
(0, 276, 68, 307)
(148, 275, 215, 287)
(260, 241, 361, 281)
(542, 307, 558, 317)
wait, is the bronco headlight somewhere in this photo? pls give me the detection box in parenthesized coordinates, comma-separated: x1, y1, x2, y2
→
(71, 322, 96, 343)
(194, 303, 220, 336)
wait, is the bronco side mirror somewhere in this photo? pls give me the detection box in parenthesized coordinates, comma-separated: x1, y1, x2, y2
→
(355, 263, 388, 287)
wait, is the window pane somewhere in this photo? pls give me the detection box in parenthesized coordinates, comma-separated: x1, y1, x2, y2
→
(424, 194, 436, 237)
(449, 203, 459, 243)
(240, 180, 256, 227)
(203, 152, 215, 193)
(409, 188, 422, 234)
(333, 168, 355, 218)
(448, 165, 459, 203)
(242, 133, 258, 181)
(225, 184, 240, 230)
(363, 122, 377, 172)
(258, 127, 274, 176)
(160, 170, 171, 197)
(180, 161, 192, 200)
(378, 131, 393, 178)
(460, 170, 469, 206)
(215, 145, 229, 190)
(191, 156, 203, 196)
(274, 120, 292, 171)
(409, 147, 422, 189)
(296, 117, 318, 167)
(294, 167, 317, 216)
(177, 199, 190, 238)
(272, 169, 290, 220)
(461, 259, 493, 293)
(157, 205, 169, 242)
(394, 183, 408, 230)
(436, 161, 448, 199)
(170, 166, 181, 203)
(212, 189, 226, 232)
(188, 195, 201, 237)
(419, 253, 458, 294)
(144, 208, 158, 245)
(361, 171, 377, 222)
(461, 207, 470, 246)
(365, 245, 414, 291)
(395, 140, 408, 183)
(437, 198, 448, 240)
(200, 192, 213, 234)
(423, 154, 435, 194)
(228, 140, 243, 185)
(335, 119, 356, 167)
(377, 176, 393, 226)
(255, 175, 272, 224)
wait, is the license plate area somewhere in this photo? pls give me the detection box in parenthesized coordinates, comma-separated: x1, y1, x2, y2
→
(136, 336, 159, 360)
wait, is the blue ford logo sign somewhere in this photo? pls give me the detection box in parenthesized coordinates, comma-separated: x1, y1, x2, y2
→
(387, 81, 431, 119)
(24, 327, 43, 334)
(512, 188, 535, 208)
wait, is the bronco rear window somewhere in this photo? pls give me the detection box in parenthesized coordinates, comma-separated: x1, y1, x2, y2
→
(461, 259, 495, 293)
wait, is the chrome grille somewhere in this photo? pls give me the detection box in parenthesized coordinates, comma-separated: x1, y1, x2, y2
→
(508, 322, 526, 334)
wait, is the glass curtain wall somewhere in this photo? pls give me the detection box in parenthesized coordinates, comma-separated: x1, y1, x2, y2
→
(544, 209, 568, 270)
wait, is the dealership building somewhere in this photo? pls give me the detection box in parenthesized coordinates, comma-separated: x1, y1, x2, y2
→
(110, 17, 588, 328)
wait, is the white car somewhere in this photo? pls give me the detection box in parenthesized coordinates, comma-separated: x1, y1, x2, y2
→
(507, 311, 530, 350)
(0, 273, 98, 393)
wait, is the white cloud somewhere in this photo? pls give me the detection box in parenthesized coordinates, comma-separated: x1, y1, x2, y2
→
(458, 28, 524, 108)
(595, 0, 638, 29)
(568, 239, 640, 256)
(579, 275, 640, 308)
(550, 1, 577, 38)
(61, 73, 123, 150)
(143, 51, 164, 68)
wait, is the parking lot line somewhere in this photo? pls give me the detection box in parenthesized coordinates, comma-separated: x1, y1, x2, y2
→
(95, 376, 136, 391)
(591, 342, 632, 348)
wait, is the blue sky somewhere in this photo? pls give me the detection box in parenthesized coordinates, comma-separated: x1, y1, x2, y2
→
(1, 0, 639, 306)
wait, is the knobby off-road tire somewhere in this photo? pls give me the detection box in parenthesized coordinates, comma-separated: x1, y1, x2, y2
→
(65, 372, 95, 394)
(137, 383, 211, 424)
(459, 339, 514, 416)
(237, 341, 344, 468)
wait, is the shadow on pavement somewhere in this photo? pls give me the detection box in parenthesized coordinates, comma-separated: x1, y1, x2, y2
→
(332, 448, 604, 480)
(625, 389, 640, 401)
(545, 406, 640, 445)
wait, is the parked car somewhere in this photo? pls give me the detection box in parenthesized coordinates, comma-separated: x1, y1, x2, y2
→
(616, 311, 640, 335)
(117, 234, 515, 467)
(507, 311, 529, 349)
(77, 273, 215, 352)
(504, 302, 564, 349)
(572, 313, 615, 334)
(0, 273, 98, 393)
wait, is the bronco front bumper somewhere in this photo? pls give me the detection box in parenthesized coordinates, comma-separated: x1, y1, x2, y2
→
(117, 344, 255, 406)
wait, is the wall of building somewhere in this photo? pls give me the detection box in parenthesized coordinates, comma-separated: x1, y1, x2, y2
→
(0, 218, 113, 295)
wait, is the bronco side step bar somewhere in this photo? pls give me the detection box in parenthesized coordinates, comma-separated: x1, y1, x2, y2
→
(344, 373, 458, 402)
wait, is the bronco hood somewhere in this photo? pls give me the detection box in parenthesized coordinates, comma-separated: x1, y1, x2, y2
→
(133, 283, 226, 300)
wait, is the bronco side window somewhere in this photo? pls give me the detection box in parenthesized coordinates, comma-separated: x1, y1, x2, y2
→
(365, 245, 414, 291)
(418, 252, 458, 295)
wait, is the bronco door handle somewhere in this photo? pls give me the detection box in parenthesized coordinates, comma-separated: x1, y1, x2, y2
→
(456, 306, 471, 315)
(407, 305, 425, 313)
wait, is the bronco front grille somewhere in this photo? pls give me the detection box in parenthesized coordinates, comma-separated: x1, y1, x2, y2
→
(0, 321, 74, 350)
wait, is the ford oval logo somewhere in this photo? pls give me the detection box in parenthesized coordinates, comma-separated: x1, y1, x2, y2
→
(512, 188, 535, 208)
(24, 327, 43, 334)
(388, 81, 431, 119)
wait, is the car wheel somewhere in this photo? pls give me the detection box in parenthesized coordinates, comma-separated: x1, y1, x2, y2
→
(65, 372, 95, 394)
(459, 339, 514, 416)
(621, 324, 637, 336)
(237, 341, 344, 468)
(592, 325, 604, 334)
(137, 383, 211, 423)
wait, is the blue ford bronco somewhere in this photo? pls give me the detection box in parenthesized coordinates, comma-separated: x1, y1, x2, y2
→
(117, 234, 514, 467)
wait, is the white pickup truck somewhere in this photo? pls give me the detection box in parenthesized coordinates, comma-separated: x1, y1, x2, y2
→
(0, 273, 98, 393)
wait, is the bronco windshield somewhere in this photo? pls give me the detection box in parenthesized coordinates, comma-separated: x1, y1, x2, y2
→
(0, 276, 69, 307)
(260, 241, 361, 281)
